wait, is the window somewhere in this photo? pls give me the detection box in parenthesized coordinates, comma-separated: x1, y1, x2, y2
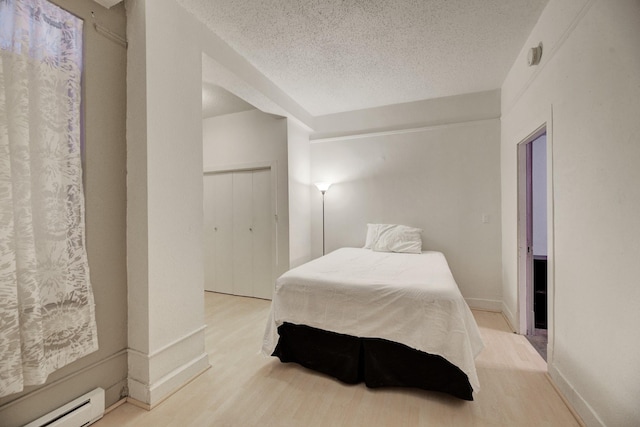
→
(0, 0, 97, 397)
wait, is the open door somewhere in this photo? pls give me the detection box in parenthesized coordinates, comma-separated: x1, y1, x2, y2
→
(517, 126, 548, 359)
(518, 140, 534, 334)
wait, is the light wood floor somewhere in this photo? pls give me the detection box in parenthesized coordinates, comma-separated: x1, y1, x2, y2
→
(95, 292, 580, 427)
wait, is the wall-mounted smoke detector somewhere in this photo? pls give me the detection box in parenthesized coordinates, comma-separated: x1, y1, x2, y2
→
(527, 43, 543, 66)
(93, 0, 122, 9)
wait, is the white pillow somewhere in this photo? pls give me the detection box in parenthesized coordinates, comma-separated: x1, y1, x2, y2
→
(363, 223, 381, 249)
(366, 224, 423, 254)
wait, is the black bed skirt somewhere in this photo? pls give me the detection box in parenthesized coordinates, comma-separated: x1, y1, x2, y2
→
(272, 322, 474, 401)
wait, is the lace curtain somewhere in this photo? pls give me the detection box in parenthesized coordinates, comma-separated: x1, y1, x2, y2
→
(0, 0, 98, 397)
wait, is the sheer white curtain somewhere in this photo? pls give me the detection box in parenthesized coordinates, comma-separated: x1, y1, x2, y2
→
(0, 0, 98, 397)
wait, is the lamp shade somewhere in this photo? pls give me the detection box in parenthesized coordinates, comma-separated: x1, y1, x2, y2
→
(315, 182, 332, 193)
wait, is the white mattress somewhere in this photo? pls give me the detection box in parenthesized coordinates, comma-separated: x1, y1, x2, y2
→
(261, 247, 484, 392)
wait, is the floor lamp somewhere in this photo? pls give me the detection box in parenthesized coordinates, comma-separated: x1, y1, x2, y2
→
(315, 182, 332, 255)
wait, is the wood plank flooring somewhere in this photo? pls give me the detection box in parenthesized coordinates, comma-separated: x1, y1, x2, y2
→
(95, 292, 581, 427)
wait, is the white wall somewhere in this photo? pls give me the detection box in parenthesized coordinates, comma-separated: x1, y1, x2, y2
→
(123, 0, 315, 407)
(127, 0, 208, 407)
(311, 91, 502, 309)
(501, 0, 640, 425)
(203, 109, 290, 277)
(0, 2, 128, 425)
(287, 121, 312, 268)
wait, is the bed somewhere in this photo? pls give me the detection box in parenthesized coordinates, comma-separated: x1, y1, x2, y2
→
(261, 246, 484, 400)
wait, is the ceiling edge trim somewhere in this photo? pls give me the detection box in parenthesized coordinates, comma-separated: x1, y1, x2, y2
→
(310, 117, 499, 144)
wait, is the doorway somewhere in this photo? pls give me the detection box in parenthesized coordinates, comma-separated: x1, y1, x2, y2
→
(517, 127, 548, 361)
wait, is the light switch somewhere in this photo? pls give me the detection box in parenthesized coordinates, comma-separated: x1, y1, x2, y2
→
(482, 214, 490, 224)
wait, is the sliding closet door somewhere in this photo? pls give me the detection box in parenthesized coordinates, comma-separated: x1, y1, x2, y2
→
(203, 168, 273, 299)
(232, 171, 254, 297)
(203, 173, 233, 293)
(251, 168, 272, 299)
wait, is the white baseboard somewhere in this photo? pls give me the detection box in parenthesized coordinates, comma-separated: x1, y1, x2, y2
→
(500, 301, 517, 332)
(547, 364, 604, 427)
(128, 353, 209, 408)
(465, 298, 502, 312)
(104, 397, 127, 414)
(128, 326, 210, 407)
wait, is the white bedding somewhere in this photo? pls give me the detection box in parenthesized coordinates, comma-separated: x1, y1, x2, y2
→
(261, 247, 484, 392)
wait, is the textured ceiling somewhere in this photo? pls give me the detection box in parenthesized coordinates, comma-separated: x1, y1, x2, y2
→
(202, 83, 256, 118)
(179, 0, 548, 116)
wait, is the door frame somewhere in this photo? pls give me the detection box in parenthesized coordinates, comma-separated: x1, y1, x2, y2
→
(515, 108, 555, 362)
(517, 136, 536, 335)
(203, 160, 278, 294)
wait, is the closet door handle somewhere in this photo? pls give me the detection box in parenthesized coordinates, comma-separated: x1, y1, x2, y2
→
(249, 227, 253, 232)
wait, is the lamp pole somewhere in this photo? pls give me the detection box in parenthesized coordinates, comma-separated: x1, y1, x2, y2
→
(314, 182, 332, 256)
(321, 190, 326, 255)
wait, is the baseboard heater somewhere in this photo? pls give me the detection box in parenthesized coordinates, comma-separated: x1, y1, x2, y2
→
(24, 387, 105, 427)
